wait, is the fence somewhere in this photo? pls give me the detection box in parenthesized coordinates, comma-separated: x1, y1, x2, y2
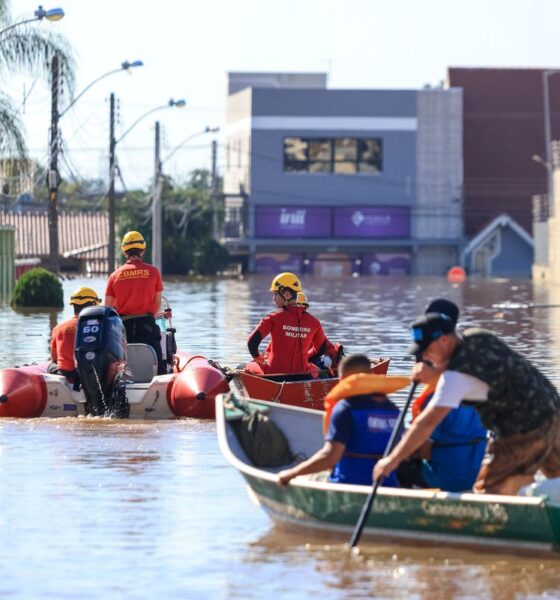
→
(0, 210, 109, 274)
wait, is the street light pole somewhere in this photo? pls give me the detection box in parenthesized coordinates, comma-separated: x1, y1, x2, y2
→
(0, 5, 64, 36)
(108, 92, 116, 273)
(542, 70, 560, 212)
(152, 121, 163, 271)
(211, 139, 218, 241)
(47, 60, 143, 273)
(107, 98, 186, 273)
(47, 53, 60, 271)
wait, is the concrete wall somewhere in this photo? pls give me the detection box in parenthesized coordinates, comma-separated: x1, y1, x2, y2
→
(249, 88, 417, 208)
(223, 81, 464, 274)
(224, 88, 252, 197)
(415, 89, 463, 241)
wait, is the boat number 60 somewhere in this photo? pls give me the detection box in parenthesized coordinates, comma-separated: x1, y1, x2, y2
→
(82, 325, 99, 333)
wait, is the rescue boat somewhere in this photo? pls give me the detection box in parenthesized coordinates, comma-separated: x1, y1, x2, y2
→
(0, 305, 229, 419)
(228, 358, 390, 411)
(217, 395, 560, 556)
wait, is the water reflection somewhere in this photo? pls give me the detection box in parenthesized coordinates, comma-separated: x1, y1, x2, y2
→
(244, 528, 560, 599)
(2, 275, 560, 597)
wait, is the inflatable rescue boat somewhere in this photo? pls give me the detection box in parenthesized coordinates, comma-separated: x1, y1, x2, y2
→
(0, 305, 229, 419)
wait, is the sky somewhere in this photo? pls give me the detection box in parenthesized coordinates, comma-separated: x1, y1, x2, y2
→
(6, 0, 560, 192)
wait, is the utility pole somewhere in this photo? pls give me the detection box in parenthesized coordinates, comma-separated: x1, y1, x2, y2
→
(211, 139, 217, 241)
(108, 92, 116, 273)
(47, 54, 60, 272)
(152, 121, 163, 271)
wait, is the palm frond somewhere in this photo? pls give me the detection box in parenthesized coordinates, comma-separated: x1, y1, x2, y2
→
(0, 26, 75, 94)
(0, 0, 10, 23)
(0, 94, 27, 159)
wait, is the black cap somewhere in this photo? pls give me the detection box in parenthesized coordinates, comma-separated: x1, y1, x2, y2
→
(407, 312, 454, 357)
(425, 298, 459, 329)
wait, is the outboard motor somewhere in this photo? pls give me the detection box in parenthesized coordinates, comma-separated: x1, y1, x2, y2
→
(75, 306, 131, 417)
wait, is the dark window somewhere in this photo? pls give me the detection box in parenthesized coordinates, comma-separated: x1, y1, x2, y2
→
(357, 139, 382, 173)
(283, 137, 382, 174)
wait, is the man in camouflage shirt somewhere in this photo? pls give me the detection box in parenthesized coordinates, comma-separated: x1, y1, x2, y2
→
(374, 312, 560, 495)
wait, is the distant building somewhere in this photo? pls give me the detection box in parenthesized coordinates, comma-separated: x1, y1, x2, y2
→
(222, 72, 464, 276)
(447, 67, 560, 278)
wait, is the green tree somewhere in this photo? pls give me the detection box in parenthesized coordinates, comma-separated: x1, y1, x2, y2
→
(0, 1, 74, 158)
(116, 170, 229, 275)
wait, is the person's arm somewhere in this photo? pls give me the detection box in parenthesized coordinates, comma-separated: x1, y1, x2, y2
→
(309, 339, 328, 363)
(153, 291, 162, 316)
(248, 316, 272, 359)
(104, 278, 115, 308)
(278, 441, 345, 485)
(373, 405, 451, 481)
(50, 332, 57, 363)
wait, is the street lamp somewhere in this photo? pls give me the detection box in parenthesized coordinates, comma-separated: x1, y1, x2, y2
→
(0, 5, 64, 36)
(107, 98, 186, 273)
(48, 58, 144, 273)
(162, 126, 220, 165)
(161, 126, 220, 242)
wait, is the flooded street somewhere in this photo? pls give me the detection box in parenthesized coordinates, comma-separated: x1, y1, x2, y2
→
(1, 275, 560, 598)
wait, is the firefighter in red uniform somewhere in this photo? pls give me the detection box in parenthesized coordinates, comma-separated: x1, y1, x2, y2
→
(246, 272, 327, 375)
(105, 230, 165, 374)
(295, 291, 344, 375)
(49, 286, 101, 377)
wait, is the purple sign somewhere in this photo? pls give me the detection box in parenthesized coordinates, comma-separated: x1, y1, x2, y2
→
(255, 206, 331, 238)
(334, 207, 410, 238)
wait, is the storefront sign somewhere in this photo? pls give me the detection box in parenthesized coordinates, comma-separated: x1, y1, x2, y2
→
(255, 206, 331, 238)
(334, 207, 410, 238)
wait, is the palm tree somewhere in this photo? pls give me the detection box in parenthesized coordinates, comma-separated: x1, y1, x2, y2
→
(0, 1, 74, 159)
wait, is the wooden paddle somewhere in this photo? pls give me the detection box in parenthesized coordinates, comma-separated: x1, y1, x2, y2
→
(349, 380, 419, 549)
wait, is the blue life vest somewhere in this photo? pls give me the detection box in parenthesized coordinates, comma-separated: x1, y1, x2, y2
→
(422, 404, 487, 492)
(329, 396, 400, 486)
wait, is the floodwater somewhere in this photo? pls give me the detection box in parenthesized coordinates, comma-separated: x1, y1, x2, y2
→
(1, 274, 560, 599)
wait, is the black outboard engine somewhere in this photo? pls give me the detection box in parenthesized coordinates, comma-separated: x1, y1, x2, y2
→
(75, 306, 131, 417)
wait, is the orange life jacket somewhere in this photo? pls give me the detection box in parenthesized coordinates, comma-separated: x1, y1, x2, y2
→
(323, 373, 410, 435)
(411, 380, 438, 420)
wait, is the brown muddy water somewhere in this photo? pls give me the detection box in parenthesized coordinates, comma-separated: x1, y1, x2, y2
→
(0, 275, 559, 599)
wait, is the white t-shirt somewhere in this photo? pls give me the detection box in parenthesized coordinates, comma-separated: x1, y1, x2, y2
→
(428, 370, 490, 410)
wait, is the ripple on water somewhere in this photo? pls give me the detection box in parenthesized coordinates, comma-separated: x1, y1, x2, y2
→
(1, 275, 560, 597)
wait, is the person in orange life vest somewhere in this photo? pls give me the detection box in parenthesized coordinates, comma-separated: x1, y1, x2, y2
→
(48, 287, 101, 377)
(105, 230, 165, 374)
(396, 299, 487, 492)
(246, 272, 327, 375)
(277, 354, 401, 486)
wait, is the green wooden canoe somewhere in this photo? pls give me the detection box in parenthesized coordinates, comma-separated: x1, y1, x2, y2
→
(216, 394, 560, 555)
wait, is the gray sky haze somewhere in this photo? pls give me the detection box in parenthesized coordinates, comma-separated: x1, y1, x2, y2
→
(6, 0, 560, 189)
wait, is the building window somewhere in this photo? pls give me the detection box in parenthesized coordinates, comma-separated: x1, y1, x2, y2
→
(283, 137, 382, 174)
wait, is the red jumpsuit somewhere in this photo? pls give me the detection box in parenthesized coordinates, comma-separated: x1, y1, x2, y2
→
(247, 305, 327, 375)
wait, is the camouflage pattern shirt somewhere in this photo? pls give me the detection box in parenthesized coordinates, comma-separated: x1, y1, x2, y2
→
(447, 328, 560, 437)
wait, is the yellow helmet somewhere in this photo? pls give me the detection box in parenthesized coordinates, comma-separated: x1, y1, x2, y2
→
(296, 292, 309, 307)
(70, 287, 101, 306)
(121, 230, 146, 253)
(269, 272, 302, 293)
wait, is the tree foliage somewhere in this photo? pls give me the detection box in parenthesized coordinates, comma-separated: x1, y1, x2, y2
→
(117, 169, 230, 275)
(0, 1, 75, 159)
(11, 267, 63, 308)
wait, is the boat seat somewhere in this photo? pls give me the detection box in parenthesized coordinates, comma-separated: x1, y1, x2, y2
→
(127, 343, 158, 383)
